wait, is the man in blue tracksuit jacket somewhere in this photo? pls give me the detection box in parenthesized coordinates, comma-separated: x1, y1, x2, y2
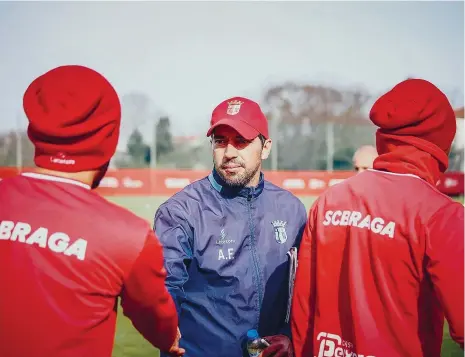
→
(154, 96, 307, 357)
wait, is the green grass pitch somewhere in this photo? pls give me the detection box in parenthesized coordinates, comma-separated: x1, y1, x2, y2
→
(107, 195, 464, 357)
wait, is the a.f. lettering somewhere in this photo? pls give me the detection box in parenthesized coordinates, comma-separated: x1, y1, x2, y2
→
(218, 248, 234, 260)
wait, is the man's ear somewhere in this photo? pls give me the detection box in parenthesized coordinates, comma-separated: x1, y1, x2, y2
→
(261, 139, 272, 160)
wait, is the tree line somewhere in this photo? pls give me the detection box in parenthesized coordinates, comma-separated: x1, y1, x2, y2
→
(1, 81, 462, 171)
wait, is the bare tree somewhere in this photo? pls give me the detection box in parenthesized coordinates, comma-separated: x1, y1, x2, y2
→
(262, 82, 376, 170)
(121, 92, 153, 129)
(120, 92, 163, 168)
(0, 131, 35, 167)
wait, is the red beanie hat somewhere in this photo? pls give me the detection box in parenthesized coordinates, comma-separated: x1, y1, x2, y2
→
(369, 78, 456, 172)
(23, 65, 121, 172)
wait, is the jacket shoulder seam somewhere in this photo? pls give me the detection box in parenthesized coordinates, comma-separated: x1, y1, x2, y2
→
(156, 198, 194, 242)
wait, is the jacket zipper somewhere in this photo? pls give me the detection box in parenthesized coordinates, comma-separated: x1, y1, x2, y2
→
(247, 189, 263, 326)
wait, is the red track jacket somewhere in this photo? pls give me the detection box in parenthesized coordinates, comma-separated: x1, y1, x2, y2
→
(0, 172, 178, 357)
(291, 169, 464, 357)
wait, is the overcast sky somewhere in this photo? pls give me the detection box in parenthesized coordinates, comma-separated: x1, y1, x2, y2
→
(0, 1, 463, 149)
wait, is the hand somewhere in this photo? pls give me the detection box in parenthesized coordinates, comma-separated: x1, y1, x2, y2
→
(168, 328, 185, 356)
(259, 335, 294, 357)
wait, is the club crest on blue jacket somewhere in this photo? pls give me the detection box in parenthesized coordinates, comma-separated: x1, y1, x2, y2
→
(272, 220, 288, 244)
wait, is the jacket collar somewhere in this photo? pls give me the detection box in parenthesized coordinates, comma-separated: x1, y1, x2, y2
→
(208, 169, 264, 199)
(374, 131, 445, 186)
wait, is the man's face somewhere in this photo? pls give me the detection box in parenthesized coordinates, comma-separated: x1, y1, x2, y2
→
(212, 125, 271, 187)
(353, 147, 378, 173)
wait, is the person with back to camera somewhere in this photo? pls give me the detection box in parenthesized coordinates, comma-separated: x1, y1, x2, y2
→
(291, 78, 464, 357)
(0, 65, 184, 357)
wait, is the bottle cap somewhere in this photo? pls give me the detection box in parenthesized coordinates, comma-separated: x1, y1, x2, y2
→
(247, 329, 259, 340)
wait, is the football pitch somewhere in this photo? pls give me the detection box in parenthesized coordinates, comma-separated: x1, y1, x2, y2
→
(107, 195, 464, 357)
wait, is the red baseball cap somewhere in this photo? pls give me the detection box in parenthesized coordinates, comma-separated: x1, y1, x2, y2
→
(206, 96, 269, 140)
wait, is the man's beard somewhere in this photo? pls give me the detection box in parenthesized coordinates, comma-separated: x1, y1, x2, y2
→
(214, 159, 261, 188)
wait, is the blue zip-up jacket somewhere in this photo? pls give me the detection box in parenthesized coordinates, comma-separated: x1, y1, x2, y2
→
(154, 170, 307, 357)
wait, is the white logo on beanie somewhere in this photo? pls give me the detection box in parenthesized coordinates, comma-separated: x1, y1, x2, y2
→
(50, 152, 75, 165)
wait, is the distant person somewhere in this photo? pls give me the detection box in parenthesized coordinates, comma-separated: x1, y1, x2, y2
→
(0, 65, 184, 357)
(154, 97, 307, 357)
(352, 145, 378, 173)
(291, 79, 464, 357)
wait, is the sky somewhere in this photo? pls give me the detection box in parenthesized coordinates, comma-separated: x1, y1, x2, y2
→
(0, 1, 463, 150)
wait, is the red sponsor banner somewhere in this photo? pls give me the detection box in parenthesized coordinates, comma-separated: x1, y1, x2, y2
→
(0, 167, 463, 197)
(91, 168, 357, 196)
(437, 172, 465, 196)
(0, 167, 19, 180)
(96, 169, 209, 196)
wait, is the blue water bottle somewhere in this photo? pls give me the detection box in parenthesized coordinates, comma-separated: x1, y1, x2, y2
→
(246, 329, 270, 357)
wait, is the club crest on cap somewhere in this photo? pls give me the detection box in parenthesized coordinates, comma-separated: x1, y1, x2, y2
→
(226, 100, 244, 116)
